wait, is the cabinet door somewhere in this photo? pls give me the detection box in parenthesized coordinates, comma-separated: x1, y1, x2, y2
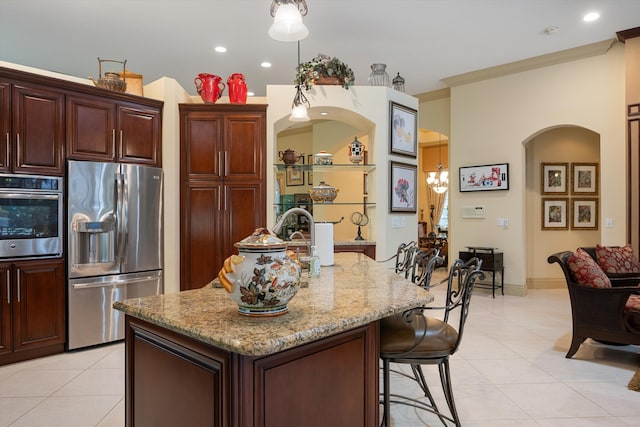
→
(12, 259, 65, 351)
(222, 182, 266, 262)
(66, 93, 117, 161)
(223, 112, 265, 181)
(181, 110, 223, 181)
(181, 183, 222, 291)
(12, 83, 64, 175)
(0, 81, 10, 172)
(0, 264, 11, 355)
(117, 103, 162, 166)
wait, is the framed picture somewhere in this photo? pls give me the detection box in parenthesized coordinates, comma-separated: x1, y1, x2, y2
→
(307, 154, 314, 184)
(541, 163, 568, 195)
(571, 163, 598, 195)
(390, 161, 417, 212)
(389, 102, 417, 157)
(459, 163, 509, 192)
(571, 198, 599, 230)
(286, 156, 304, 186)
(542, 197, 569, 230)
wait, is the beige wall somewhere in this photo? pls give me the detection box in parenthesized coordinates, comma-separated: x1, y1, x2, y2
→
(446, 42, 627, 294)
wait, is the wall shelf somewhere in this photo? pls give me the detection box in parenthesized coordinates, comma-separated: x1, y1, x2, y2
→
(274, 164, 376, 172)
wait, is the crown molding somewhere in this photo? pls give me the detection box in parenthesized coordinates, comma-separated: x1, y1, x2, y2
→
(441, 38, 617, 88)
(416, 87, 450, 102)
(617, 27, 640, 42)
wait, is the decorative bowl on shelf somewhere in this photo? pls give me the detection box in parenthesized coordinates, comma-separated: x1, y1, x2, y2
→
(314, 151, 333, 165)
(309, 181, 339, 203)
(218, 228, 301, 317)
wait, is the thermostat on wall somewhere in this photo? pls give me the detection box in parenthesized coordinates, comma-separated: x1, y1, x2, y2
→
(461, 206, 486, 218)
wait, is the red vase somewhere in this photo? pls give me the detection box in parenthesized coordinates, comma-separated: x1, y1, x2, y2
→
(194, 73, 225, 104)
(227, 73, 248, 104)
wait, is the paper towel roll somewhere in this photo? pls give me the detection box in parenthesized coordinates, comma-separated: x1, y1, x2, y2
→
(314, 223, 334, 266)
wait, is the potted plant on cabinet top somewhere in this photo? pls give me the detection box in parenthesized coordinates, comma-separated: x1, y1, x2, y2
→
(295, 53, 355, 90)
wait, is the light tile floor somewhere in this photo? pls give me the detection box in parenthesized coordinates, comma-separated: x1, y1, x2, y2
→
(1, 271, 639, 426)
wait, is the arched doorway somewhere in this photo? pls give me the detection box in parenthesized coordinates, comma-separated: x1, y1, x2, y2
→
(524, 125, 600, 288)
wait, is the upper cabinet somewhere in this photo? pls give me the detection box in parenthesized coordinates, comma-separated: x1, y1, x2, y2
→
(66, 93, 162, 166)
(0, 79, 65, 175)
(0, 66, 164, 172)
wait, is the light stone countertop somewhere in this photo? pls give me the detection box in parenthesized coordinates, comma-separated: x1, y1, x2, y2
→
(113, 252, 432, 356)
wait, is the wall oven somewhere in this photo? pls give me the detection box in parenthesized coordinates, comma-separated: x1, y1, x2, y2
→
(0, 173, 63, 259)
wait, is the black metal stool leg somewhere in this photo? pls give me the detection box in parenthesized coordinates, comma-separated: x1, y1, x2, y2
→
(439, 360, 461, 427)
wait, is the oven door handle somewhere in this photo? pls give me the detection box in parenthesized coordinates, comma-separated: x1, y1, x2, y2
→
(0, 193, 60, 200)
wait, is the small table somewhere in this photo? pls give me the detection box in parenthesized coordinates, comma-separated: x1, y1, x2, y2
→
(458, 247, 504, 298)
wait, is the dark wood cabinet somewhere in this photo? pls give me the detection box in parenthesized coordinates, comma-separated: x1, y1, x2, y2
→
(180, 104, 267, 290)
(0, 259, 65, 365)
(0, 79, 65, 175)
(66, 93, 162, 166)
(0, 81, 10, 171)
(458, 247, 504, 297)
(124, 316, 378, 427)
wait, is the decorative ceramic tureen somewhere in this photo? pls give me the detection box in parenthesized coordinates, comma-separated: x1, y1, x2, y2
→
(309, 181, 338, 203)
(218, 228, 301, 316)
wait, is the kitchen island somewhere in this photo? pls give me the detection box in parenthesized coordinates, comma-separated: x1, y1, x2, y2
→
(114, 252, 433, 427)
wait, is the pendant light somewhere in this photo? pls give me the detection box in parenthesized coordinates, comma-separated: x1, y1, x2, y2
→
(426, 135, 448, 194)
(269, 0, 309, 42)
(290, 40, 310, 121)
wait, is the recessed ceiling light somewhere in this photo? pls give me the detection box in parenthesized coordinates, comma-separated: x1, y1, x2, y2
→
(583, 12, 600, 22)
(261, 62, 272, 68)
(214, 46, 227, 53)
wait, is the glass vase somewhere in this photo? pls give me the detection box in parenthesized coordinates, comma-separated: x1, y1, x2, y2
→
(368, 63, 391, 87)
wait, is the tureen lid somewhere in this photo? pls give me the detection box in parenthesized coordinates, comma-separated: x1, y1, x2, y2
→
(312, 181, 335, 190)
(315, 150, 332, 157)
(235, 227, 287, 249)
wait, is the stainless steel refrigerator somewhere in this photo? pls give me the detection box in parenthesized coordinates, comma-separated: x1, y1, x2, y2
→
(67, 160, 164, 350)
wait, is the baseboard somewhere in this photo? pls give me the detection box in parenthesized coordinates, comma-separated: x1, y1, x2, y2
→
(527, 278, 565, 289)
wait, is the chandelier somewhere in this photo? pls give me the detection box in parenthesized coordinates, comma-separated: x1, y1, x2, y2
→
(427, 165, 448, 194)
(426, 136, 448, 194)
(269, 0, 309, 42)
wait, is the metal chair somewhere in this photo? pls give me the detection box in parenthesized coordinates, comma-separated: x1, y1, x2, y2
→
(379, 257, 484, 427)
(410, 247, 444, 289)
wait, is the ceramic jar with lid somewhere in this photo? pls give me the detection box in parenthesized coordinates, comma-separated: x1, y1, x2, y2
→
(309, 181, 339, 203)
(218, 228, 301, 317)
(314, 151, 333, 165)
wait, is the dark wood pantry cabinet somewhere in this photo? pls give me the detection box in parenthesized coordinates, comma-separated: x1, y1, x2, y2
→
(0, 79, 65, 175)
(0, 259, 65, 365)
(180, 104, 267, 291)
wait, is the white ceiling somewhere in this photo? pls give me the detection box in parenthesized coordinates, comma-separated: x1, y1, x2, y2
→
(1, 0, 639, 98)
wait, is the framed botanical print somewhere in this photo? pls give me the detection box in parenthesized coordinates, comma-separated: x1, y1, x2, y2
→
(542, 197, 569, 230)
(390, 161, 417, 213)
(286, 156, 304, 186)
(571, 198, 598, 230)
(571, 163, 598, 195)
(541, 163, 568, 195)
(389, 102, 417, 157)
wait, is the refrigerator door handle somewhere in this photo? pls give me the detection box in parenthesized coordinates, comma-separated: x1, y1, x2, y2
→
(121, 172, 129, 263)
(115, 172, 126, 265)
(72, 275, 160, 289)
